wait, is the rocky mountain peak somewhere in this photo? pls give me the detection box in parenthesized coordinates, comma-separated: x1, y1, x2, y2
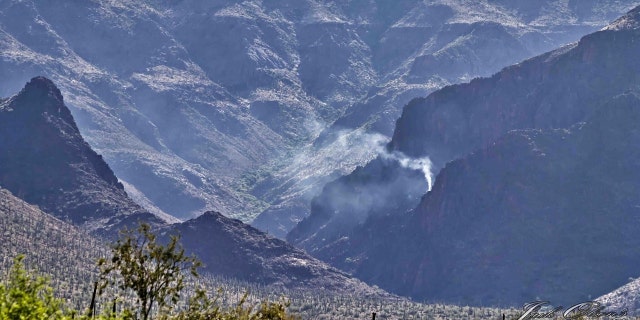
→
(196, 210, 226, 221)
(21, 76, 63, 100)
(0, 79, 387, 298)
(0, 78, 164, 233)
(7, 76, 75, 127)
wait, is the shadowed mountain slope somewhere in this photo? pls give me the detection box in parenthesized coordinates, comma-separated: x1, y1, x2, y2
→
(289, 6, 640, 306)
(355, 92, 640, 306)
(0, 77, 167, 235)
(167, 211, 387, 295)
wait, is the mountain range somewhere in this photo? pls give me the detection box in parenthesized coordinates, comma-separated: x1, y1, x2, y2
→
(0, 187, 514, 319)
(2, 0, 640, 312)
(1, 0, 637, 239)
(0, 77, 386, 297)
(250, 0, 640, 237)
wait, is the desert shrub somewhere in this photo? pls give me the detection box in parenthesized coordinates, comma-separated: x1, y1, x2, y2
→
(0, 255, 70, 320)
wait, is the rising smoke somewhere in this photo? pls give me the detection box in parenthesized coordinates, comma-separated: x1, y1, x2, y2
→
(379, 149, 434, 192)
(287, 126, 435, 247)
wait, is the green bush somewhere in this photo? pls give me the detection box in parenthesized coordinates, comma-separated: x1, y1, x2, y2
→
(0, 255, 70, 320)
(96, 223, 297, 320)
(98, 223, 201, 320)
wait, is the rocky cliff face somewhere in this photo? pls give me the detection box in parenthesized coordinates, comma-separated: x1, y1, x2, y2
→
(323, 0, 640, 140)
(390, 9, 640, 165)
(292, 6, 640, 306)
(252, 0, 640, 237)
(0, 77, 167, 235)
(355, 92, 640, 306)
(0, 0, 295, 221)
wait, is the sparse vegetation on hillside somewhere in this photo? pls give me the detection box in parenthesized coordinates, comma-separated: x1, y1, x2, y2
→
(0, 188, 105, 307)
(0, 187, 557, 319)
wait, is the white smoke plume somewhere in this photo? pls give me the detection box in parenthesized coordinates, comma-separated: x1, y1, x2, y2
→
(324, 127, 435, 193)
(304, 121, 435, 193)
(379, 149, 434, 192)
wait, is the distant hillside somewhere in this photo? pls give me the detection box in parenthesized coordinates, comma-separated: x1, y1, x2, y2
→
(390, 5, 640, 166)
(252, 0, 640, 237)
(0, 186, 523, 318)
(598, 276, 640, 316)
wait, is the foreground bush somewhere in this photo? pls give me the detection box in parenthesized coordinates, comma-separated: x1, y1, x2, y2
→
(0, 255, 70, 320)
(1, 223, 297, 320)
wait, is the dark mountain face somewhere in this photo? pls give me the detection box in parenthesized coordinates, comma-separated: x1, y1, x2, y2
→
(355, 92, 640, 306)
(292, 4, 640, 270)
(252, 0, 640, 237)
(390, 13, 640, 165)
(289, 5, 640, 306)
(0, 77, 166, 234)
